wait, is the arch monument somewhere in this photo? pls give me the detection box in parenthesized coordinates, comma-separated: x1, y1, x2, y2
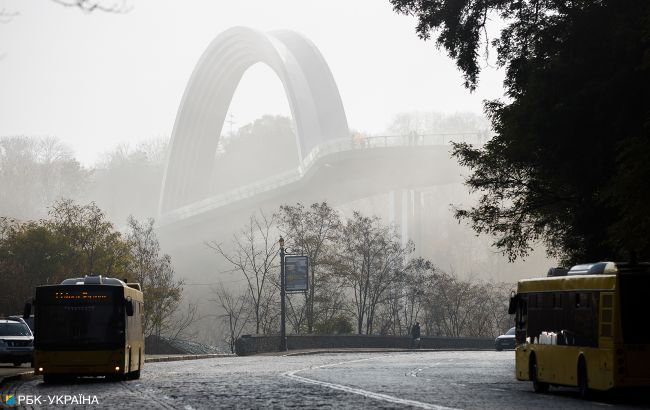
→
(159, 27, 350, 215)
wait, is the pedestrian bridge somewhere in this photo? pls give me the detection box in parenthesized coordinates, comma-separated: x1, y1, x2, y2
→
(156, 133, 482, 249)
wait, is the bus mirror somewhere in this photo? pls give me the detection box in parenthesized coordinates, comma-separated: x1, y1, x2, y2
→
(23, 301, 32, 319)
(508, 292, 519, 315)
(125, 297, 134, 316)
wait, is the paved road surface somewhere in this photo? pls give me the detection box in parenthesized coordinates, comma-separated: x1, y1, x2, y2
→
(2, 351, 649, 409)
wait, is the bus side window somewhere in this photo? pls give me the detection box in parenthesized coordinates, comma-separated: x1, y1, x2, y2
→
(515, 297, 527, 344)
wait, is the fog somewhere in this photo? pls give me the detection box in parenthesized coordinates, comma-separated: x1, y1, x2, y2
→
(0, 0, 506, 164)
(0, 1, 555, 345)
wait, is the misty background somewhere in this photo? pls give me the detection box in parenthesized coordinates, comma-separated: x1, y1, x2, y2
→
(0, 1, 553, 348)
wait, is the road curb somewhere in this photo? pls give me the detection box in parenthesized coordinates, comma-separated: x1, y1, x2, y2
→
(144, 353, 233, 363)
(261, 347, 493, 357)
(0, 370, 34, 386)
(0, 354, 233, 384)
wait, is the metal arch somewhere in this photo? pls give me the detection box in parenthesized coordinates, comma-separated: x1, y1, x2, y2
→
(159, 26, 350, 214)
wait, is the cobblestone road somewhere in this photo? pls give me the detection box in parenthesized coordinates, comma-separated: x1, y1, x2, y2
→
(2, 351, 649, 409)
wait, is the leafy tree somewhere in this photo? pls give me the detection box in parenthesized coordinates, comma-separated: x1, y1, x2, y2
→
(387, 111, 490, 139)
(278, 202, 342, 333)
(0, 218, 66, 314)
(126, 216, 191, 339)
(0, 200, 192, 339)
(211, 115, 299, 195)
(0, 200, 130, 314)
(392, 0, 650, 263)
(47, 199, 131, 276)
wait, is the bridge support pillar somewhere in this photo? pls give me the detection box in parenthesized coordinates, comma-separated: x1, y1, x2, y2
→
(389, 189, 423, 257)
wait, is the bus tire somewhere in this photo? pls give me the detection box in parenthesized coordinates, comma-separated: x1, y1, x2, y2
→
(578, 357, 591, 399)
(12, 362, 22, 367)
(106, 373, 127, 382)
(43, 374, 65, 384)
(128, 370, 141, 380)
(530, 355, 549, 393)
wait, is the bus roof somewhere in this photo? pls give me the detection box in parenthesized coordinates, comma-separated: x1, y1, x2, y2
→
(60, 276, 126, 286)
(518, 261, 650, 293)
(518, 274, 617, 293)
(36, 276, 141, 291)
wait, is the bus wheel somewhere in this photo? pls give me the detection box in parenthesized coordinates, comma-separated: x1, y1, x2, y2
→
(43, 374, 63, 384)
(106, 374, 127, 382)
(128, 370, 141, 380)
(578, 357, 591, 399)
(12, 362, 22, 367)
(530, 355, 549, 393)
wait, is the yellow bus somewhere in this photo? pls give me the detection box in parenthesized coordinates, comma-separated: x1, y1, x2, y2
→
(509, 262, 650, 397)
(24, 275, 144, 383)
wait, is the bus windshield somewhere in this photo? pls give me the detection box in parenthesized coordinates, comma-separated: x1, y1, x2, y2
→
(35, 287, 124, 350)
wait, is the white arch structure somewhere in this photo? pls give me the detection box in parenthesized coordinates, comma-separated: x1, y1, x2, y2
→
(159, 27, 350, 214)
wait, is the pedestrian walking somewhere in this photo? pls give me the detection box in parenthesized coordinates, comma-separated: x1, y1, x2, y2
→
(411, 321, 421, 349)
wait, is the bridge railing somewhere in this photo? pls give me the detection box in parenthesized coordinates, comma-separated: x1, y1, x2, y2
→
(300, 132, 486, 173)
(160, 132, 485, 223)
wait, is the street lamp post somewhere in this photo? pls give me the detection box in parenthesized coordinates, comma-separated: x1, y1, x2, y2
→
(279, 237, 287, 351)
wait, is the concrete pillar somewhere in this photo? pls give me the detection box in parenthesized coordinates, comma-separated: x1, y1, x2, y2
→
(411, 190, 422, 257)
(389, 189, 423, 255)
(401, 190, 409, 248)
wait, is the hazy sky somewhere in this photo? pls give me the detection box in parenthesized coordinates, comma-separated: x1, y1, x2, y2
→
(0, 0, 505, 165)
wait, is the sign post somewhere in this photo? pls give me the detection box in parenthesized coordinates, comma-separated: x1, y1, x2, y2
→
(278, 237, 309, 352)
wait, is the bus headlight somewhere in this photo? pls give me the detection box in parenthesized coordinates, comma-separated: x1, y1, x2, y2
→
(115, 366, 120, 371)
(38, 367, 44, 372)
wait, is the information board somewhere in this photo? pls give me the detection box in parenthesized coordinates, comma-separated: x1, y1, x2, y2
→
(284, 255, 309, 292)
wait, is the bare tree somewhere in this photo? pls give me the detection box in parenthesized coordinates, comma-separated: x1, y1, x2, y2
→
(335, 212, 412, 334)
(50, 0, 132, 13)
(0, 136, 89, 221)
(484, 282, 515, 336)
(422, 269, 513, 338)
(212, 285, 251, 353)
(90, 138, 168, 223)
(380, 257, 435, 336)
(0, 9, 19, 24)
(208, 211, 279, 334)
(428, 271, 478, 337)
(165, 302, 200, 341)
